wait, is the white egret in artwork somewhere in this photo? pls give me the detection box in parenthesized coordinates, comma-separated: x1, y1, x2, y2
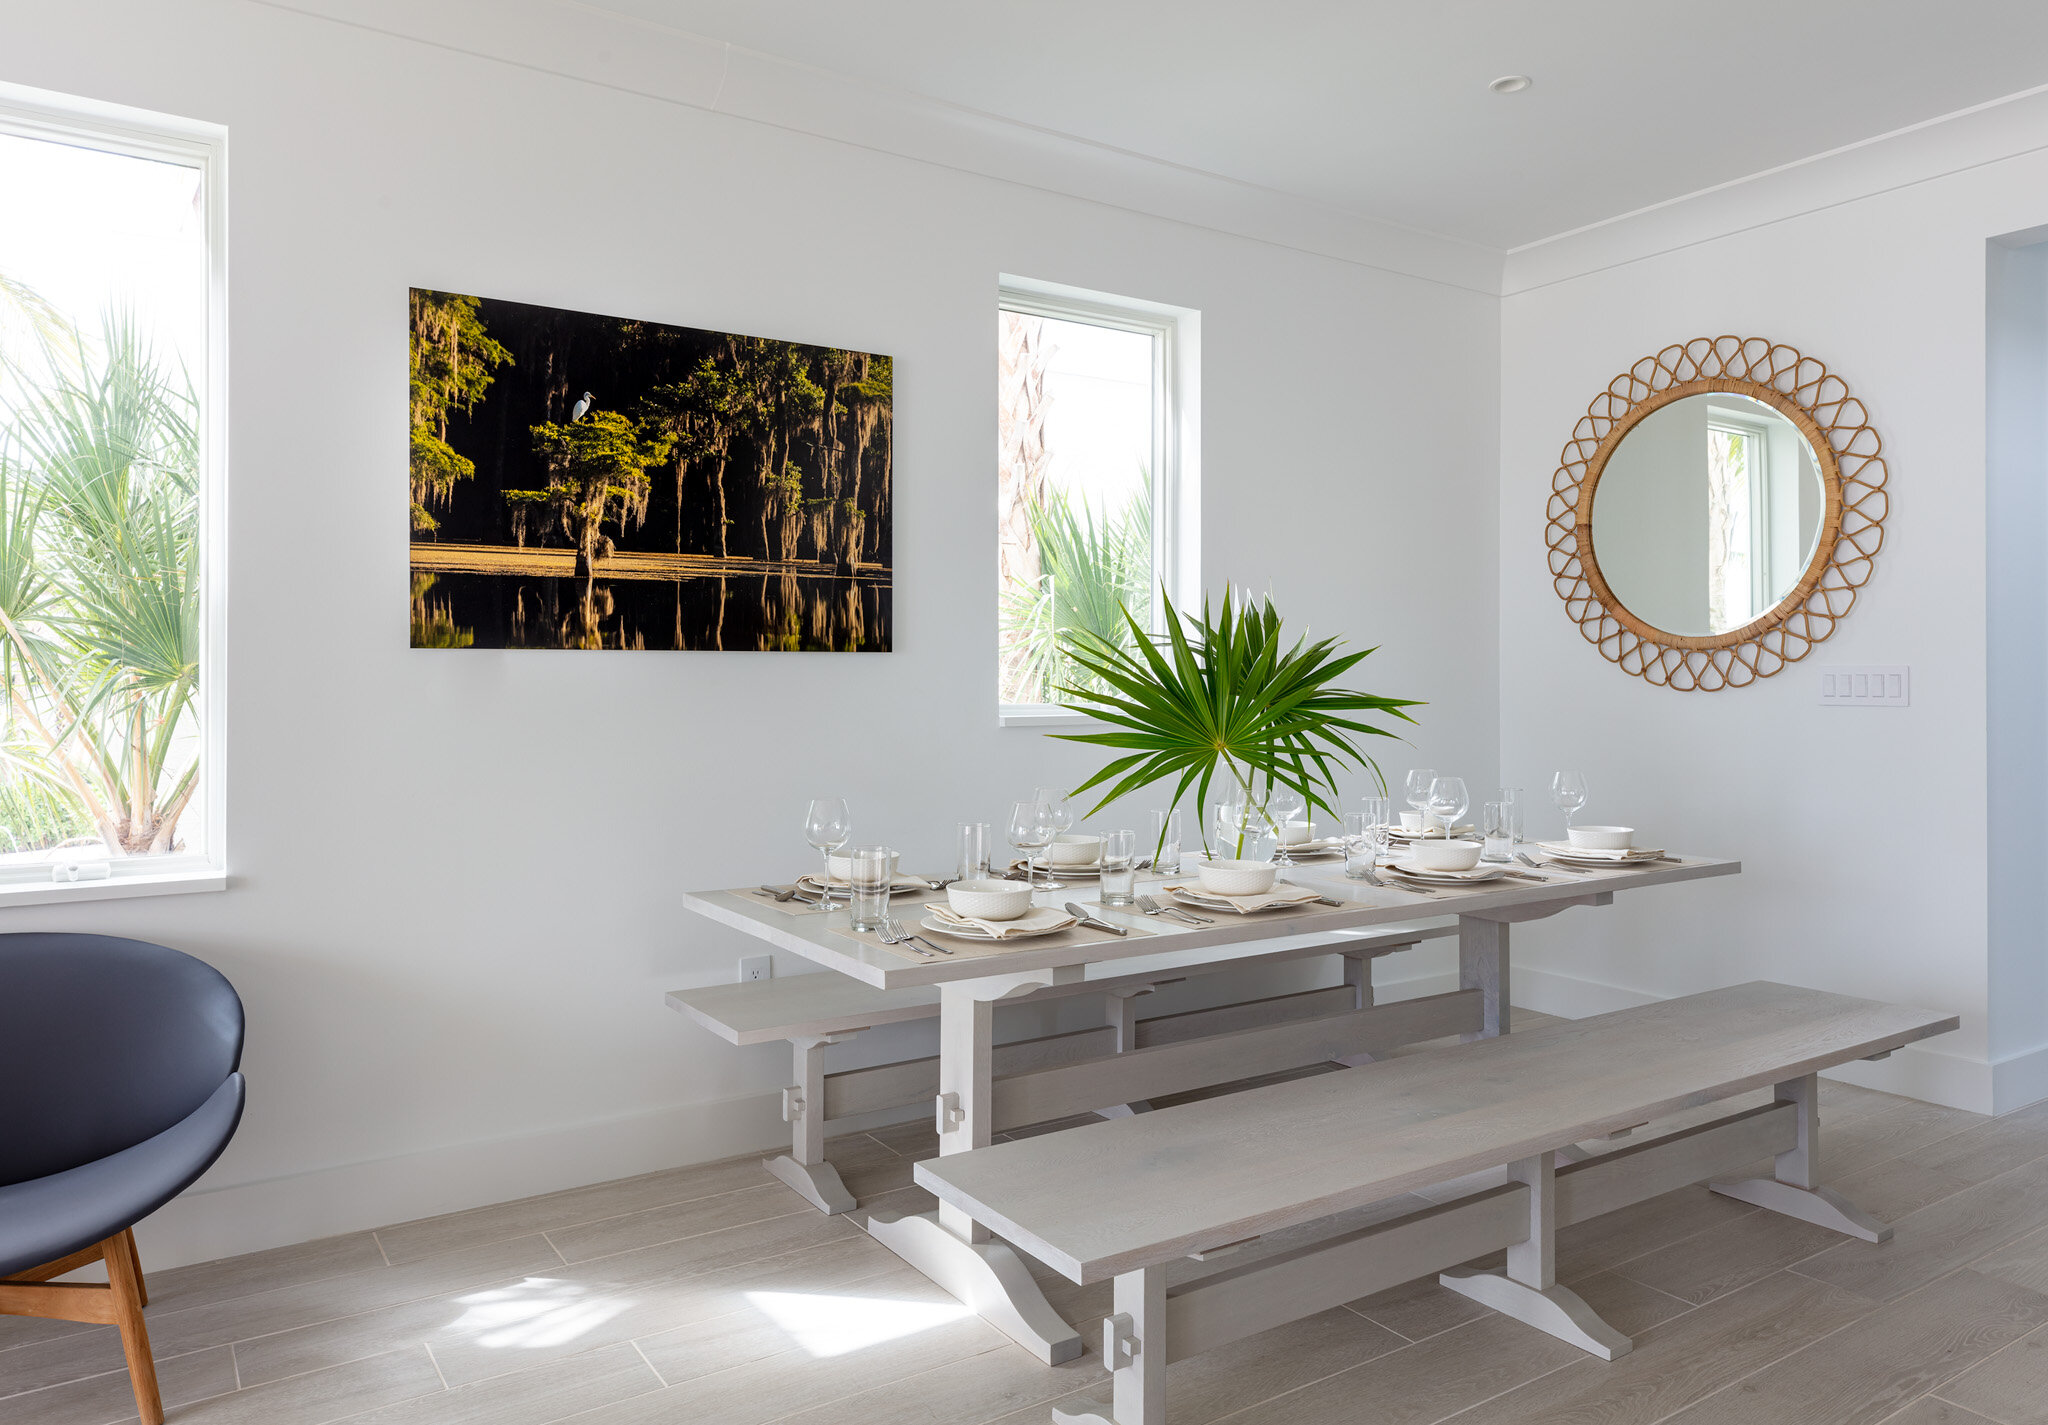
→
(571, 391, 594, 422)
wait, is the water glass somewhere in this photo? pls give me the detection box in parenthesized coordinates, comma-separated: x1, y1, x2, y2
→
(1342, 811, 1375, 879)
(956, 822, 990, 882)
(1100, 829, 1139, 905)
(1481, 801, 1514, 862)
(847, 845, 893, 932)
(1149, 808, 1182, 876)
(1499, 787, 1525, 843)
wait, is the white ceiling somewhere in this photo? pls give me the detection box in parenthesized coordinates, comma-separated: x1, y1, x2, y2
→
(579, 0, 2048, 251)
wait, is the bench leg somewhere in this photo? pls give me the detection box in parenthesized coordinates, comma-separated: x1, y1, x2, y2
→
(1335, 952, 1378, 1066)
(1440, 1152, 1632, 1361)
(766, 1035, 857, 1215)
(1709, 1073, 1891, 1243)
(869, 973, 1085, 1366)
(1051, 1266, 1165, 1425)
(1458, 918, 1510, 1040)
(1096, 988, 1156, 1118)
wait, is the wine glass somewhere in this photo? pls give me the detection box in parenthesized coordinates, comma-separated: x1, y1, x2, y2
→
(1403, 768, 1437, 833)
(1427, 777, 1469, 844)
(1008, 800, 1057, 893)
(1551, 771, 1589, 834)
(803, 798, 852, 895)
(1032, 785, 1074, 888)
(1269, 785, 1307, 865)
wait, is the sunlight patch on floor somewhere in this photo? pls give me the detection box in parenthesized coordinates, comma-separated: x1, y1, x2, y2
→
(445, 1277, 632, 1349)
(744, 1289, 973, 1357)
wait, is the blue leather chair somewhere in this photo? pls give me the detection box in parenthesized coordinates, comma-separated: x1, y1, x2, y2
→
(0, 933, 246, 1425)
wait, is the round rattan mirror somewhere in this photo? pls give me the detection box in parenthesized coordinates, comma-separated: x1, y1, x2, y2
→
(1545, 337, 1888, 691)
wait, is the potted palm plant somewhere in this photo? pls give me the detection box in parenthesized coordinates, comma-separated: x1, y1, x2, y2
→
(1051, 588, 1419, 856)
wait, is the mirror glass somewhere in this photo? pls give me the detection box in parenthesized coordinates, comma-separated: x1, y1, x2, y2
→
(1590, 392, 1826, 637)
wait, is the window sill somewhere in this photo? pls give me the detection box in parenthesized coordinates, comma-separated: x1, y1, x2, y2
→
(999, 706, 1105, 729)
(0, 866, 226, 909)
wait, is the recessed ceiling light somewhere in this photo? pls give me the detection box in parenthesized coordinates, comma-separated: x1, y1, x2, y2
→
(1490, 74, 1532, 94)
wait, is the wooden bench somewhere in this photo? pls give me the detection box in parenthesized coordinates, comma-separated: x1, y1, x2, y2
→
(667, 921, 1456, 1214)
(917, 982, 1957, 1425)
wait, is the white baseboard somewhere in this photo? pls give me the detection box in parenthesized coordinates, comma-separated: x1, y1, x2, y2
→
(1510, 963, 1997, 1115)
(136, 1089, 789, 1272)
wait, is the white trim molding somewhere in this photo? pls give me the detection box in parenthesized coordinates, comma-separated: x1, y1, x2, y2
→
(252, 0, 1502, 295)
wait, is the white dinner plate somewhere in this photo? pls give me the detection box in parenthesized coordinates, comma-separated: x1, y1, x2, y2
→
(1533, 841, 1665, 863)
(1385, 862, 1510, 885)
(1168, 887, 1321, 913)
(919, 914, 1076, 942)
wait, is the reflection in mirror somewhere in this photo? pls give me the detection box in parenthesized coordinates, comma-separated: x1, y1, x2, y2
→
(1590, 393, 1825, 637)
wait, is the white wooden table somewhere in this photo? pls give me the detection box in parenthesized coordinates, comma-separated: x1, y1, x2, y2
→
(678, 851, 1739, 1362)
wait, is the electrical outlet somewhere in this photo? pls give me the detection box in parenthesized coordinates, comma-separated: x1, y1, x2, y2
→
(739, 955, 773, 984)
(1819, 665, 1909, 707)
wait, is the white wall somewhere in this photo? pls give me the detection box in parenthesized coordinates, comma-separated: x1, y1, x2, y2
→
(1500, 99, 2048, 1114)
(0, 0, 1499, 1265)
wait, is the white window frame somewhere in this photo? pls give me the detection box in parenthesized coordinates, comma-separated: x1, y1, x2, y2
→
(1707, 407, 1773, 625)
(0, 81, 228, 906)
(996, 275, 1200, 728)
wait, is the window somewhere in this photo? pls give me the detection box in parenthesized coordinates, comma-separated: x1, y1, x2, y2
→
(1705, 416, 1760, 632)
(0, 88, 224, 899)
(996, 279, 1196, 722)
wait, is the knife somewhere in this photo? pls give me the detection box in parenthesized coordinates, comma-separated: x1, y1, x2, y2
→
(1065, 901, 1129, 936)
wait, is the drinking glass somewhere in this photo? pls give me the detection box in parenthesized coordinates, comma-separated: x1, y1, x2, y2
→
(1499, 787, 1525, 844)
(1268, 785, 1307, 865)
(1427, 776, 1469, 842)
(956, 822, 990, 883)
(1149, 808, 1182, 876)
(848, 845, 893, 932)
(1032, 786, 1074, 889)
(803, 797, 852, 892)
(1551, 771, 1589, 833)
(1214, 800, 1250, 859)
(1481, 801, 1514, 862)
(1009, 800, 1057, 892)
(1357, 794, 1391, 844)
(1100, 829, 1139, 906)
(1342, 811, 1376, 880)
(1409, 769, 1441, 835)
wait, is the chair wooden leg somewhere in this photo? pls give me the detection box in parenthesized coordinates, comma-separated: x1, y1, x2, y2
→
(101, 1232, 162, 1425)
(122, 1230, 148, 1308)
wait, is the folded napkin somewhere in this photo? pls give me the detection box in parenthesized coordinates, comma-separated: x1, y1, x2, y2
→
(923, 903, 1077, 939)
(1163, 881, 1324, 914)
(799, 872, 934, 894)
(1532, 841, 1664, 862)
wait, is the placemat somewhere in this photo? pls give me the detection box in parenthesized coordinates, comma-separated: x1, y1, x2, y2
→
(829, 907, 1156, 964)
(733, 883, 933, 918)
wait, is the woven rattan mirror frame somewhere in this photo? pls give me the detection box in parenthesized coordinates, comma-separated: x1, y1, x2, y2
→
(1545, 336, 1888, 691)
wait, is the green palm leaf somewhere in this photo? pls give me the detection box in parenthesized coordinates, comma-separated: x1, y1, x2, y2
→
(1051, 587, 1421, 851)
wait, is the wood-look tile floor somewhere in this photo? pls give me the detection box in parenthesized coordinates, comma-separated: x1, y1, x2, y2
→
(10, 1021, 2048, 1425)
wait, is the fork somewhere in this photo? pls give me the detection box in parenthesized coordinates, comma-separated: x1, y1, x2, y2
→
(885, 917, 953, 956)
(874, 921, 935, 958)
(1136, 893, 1208, 926)
(1362, 864, 1437, 898)
(1517, 852, 1584, 878)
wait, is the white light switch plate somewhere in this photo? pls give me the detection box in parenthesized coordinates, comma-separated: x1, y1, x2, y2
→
(739, 955, 773, 983)
(1819, 665, 1909, 706)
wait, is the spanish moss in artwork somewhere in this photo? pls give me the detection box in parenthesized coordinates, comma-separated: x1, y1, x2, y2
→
(407, 290, 893, 651)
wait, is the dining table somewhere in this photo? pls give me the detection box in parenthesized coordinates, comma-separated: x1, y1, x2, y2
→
(677, 848, 1740, 1363)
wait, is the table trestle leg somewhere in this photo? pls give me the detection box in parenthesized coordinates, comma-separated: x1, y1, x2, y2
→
(1708, 1073, 1891, 1243)
(1440, 1151, 1633, 1360)
(764, 1034, 858, 1215)
(868, 972, 1086, 1365)
(1051, 1265, 1166, 1425)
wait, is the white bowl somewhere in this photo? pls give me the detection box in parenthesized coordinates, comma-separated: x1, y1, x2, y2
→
(1568, 825, 1635, 851)
(1046, 833, 1104, 867)
(826, 849, 899, 881)
(1276, 820, 1315, 846)
(946, 879, 1034, 921)
(1410, 839, 1483, 872)
(1399, 811, 1425, 832)
(1196, 859, 1279, 896)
